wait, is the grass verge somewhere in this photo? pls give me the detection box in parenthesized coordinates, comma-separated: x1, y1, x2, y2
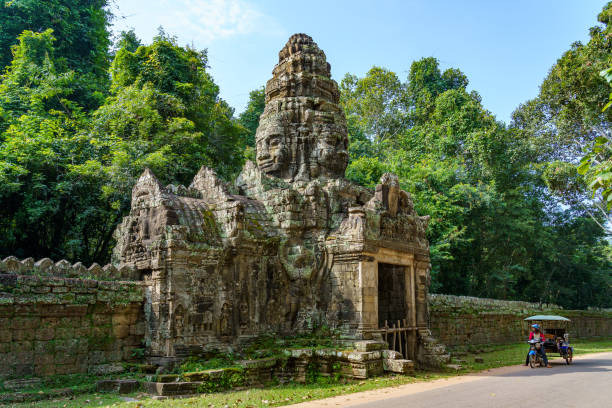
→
(5, 337, 612, 408)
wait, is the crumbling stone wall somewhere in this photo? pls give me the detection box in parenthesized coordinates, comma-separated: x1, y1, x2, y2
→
(0, 257, 145, 379)
(429, 294, 612, 347)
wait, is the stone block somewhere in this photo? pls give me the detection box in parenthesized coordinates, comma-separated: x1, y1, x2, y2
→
(34, 258, 54, 273)
(0, 306, 12, 318)
(289, 349, 313, 359)
(113, 324, 130, 339)
(39, 305, 65, 317)
(12, 317, 39, 329)
(382, 350, 402, 359)
(354, 340, 387, 352)
(11, 340, 33, 352)
(144, 381, 200, 396)
(238, 357, 278, 369)
(182, 368, 225, 382)
(155, 374, 180, 383)
(55, 327, 75, 339)
(341, 351, 382, 362)
(92, 313, 112, 326)
(13, 329, 35, 341)
(34, 354, 54, 366)
(446, 364, 462, 371)
(0, 329, 11, 343)
(340, 360, 383, 379)
(383, 358, 414, 374)
(89, 363, 125, 376)
(31, 286, 51, 294)
(2, 377, 41, 390)
(14, 351, 34, 364)
(14, 363, 34, 376)
(97, 379, 140, 394)
(35, 363, 55, 376)
(40, 317, 59, 328)
(313, 348, 337, 358)
(112, 313, 133, 326)
(87, 350, 107, 364)
(130, 322, 145, 336)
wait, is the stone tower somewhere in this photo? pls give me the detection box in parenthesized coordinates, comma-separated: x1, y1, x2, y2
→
(256, 33, 348, 181)
(113, 34, 442, 365)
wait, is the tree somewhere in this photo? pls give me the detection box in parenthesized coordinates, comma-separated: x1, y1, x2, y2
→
(340, 67, 407, 149)
(0, 28, 247, 265)
(511, 2, 612, 220)
(84, 31, 245, 227)
(0, 30, 111, 263)
(340, 56, 611, 308)
(237, 86, 265, 161)
(0, 0, 111, 81)
(577, 66, 612, 218)
(114, 29, 142, 54)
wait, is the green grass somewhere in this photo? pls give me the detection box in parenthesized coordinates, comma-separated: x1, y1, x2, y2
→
(5, 337, 612, 408)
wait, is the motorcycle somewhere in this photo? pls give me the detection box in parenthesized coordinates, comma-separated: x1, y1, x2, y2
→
(528, 339, 545, 368)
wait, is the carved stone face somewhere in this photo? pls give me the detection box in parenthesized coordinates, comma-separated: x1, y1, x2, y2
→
(256, 116, 289, 176)
(313, 122, 348, 177)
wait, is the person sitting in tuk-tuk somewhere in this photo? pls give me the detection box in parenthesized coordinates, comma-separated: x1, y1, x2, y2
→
(525, 323, 552, 368)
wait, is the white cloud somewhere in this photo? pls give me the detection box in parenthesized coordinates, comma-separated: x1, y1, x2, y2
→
(159, 0, 283, 43)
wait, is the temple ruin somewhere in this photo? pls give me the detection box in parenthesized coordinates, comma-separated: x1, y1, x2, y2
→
(112, 33, 442, 364)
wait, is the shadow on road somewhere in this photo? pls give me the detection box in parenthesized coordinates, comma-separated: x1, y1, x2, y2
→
(477, 356, 612, 377)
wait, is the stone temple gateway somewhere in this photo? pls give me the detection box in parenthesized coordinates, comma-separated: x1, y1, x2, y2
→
(112, 34, 442, 365)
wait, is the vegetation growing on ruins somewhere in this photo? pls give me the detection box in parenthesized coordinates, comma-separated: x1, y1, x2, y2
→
(0, 1, 610, 308)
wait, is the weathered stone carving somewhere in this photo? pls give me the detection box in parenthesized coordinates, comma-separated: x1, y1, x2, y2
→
(0, 256, 131, 280)
(256, 33, 348, 182)
(111, 34, 443, 366)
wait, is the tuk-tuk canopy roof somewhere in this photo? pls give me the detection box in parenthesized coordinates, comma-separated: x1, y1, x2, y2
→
(524, 315, 571, 322)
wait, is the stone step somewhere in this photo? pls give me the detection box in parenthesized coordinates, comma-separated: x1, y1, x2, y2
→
(2, 378, 41, 391)
(144, 381, 200, 396)
(383, 359, 414, 374)
(353, 340, 388, 352)
(96, 379, 139, 394)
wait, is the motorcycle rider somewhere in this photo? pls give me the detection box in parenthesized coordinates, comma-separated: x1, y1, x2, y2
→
(525, 323, 552, 367)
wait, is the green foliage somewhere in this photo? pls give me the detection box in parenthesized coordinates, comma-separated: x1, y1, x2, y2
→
(341, 52, 611, 308)
(194, 368, 246, 393)
(130, 348, 145, 359)
(0, 0, 111, 108)
(577, 66, 612, 210)
(305, 361, 321, 384)
(179, 355, 237, 372)
(237, 86, 265, 160)
(0, 30, 114, 262)
(114, 29, 142, 54)
(0, 27, 245, 264)
(513, 2, 612, 211)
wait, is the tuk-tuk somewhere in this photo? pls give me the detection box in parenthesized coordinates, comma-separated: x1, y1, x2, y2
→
(524, 315, 573, 364)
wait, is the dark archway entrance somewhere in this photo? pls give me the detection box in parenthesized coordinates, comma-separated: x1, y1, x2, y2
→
(377, 263, 407, 327)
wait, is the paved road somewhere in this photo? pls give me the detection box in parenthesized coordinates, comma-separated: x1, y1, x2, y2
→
(350, 353, 612, 408)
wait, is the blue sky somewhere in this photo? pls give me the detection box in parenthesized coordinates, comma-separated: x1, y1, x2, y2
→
(110, 0, 607, 124)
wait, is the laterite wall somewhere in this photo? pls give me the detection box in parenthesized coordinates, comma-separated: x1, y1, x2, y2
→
(429, 294, 612, 347)
(0, 258, 145, 380)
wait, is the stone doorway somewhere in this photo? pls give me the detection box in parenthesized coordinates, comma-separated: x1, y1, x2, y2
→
(377, 263, 408, 328)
